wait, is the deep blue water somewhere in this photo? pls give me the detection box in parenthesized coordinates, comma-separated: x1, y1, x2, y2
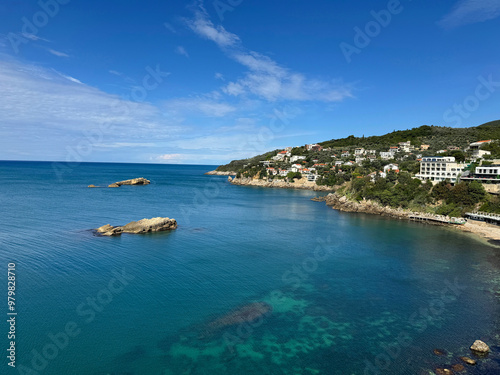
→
(0, 161, 499, 375)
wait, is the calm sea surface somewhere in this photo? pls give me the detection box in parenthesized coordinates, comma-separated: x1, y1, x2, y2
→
(0, 161, 499, 375)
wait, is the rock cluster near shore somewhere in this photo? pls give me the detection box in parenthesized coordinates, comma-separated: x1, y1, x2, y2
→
(324, 193, 410, 219)
(230, 176, 335, 191)
(96, 217, 177, 236)
(88, 177, 150, 188)
(205, 170, 237, 176)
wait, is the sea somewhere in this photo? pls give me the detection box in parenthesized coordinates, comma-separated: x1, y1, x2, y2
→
(0, 160, 499, 375)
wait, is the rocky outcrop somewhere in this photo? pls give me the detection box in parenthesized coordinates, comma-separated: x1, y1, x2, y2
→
(230, 177, 335, 191)
(470, 340, 490, 353)
(96, 217, 177, 236)
(89, 177, 151, 188)
(109, 177, 150, 187)
(205, 170, 237, 176)
(324, 193, 410, 219)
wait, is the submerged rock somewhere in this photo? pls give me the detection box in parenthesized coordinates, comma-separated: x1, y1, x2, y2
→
(451, 363, 465, 372)
(434, 368, 452, 375)
(459, 356, 477, 365)
(433, 348, 447, 356)
(201, 302, 272, 337)
(96, 217, 177, 236)
(470, 340, 490, 353)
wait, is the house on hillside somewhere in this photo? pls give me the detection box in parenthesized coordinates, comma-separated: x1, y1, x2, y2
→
(383, 164, 399, 173)
(416, 156, 467, 184)
(306, 144, 322, 151)
(380, 152, 393, 160)
(354, 148, 365, 156)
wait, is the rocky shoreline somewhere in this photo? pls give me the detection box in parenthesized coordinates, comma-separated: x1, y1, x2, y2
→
(205, 170, 237, 176)
(229, 176, 335, 191)
(320, 193, 500, 245)
(218, 174, 500, 245)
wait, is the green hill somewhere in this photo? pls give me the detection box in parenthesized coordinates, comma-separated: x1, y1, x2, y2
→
(216, 120, 500, 172)
(319, 120, 500, 150)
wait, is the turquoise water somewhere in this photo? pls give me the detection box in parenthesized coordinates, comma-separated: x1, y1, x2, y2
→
(0, 161, 499, 375)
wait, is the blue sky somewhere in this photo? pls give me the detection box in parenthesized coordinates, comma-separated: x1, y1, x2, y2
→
(0, 0, 499, 165)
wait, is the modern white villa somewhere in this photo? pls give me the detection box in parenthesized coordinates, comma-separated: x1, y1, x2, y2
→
(415, 156, 467, 183)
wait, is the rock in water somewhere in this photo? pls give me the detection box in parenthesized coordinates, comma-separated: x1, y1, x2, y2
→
(88, 184, 97, 188)
(115, 177, 150, 186)
(107, 178, 151, 188)
(96, 217, 177, 236)
(459, 356, 476, 365)
(470, 340, 490, 353)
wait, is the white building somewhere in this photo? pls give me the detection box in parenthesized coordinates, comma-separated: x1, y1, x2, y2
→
(354, 148, 365, 156)
(355, 156, 365, 164)
(416, 156, 467, 184)
(472, 149, 491, 160)
(291, 164, 303, 172)
(380, 152, 393, 160)
(290, 155, 306, 163)
(383, 164, 399, 173)
(307, 174, 319, 182)
(461, 165, 500, 184)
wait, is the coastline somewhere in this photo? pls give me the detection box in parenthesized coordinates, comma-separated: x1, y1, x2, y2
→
(322, 192, 500, 246)
(229, 176, 336, 191)
(205, 170, 237, 176)
(220, 174, 500, 246)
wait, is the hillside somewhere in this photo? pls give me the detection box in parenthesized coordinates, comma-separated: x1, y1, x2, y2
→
(216, 120, 500, 172)
(319, 120, 500, 150)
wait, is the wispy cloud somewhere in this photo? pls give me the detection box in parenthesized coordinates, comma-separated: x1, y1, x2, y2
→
(48, 48, 69, 58)
(164, 97, 236, 117)
(184, 5, 353, 103)
(438, 0, 500, 28)
(0, 58, 184, 160)
(186, 9, 239, 48)
(175, 45, 189, 58)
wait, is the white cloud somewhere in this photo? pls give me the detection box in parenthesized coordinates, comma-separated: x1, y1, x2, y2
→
(214, 72, 225, 81)
(0, 58, 183, 159)
(163, 22, 177, 34)
(186, 7, 240, 48)
(438, 0, 500, 28)
(175, 45, 189, 58)
(48, 48, 69, 58)
(21, 33, 50, 42)
(164, 97, 236, 117)
(185, 6, 353, 103)
(156, 153, 183, 161)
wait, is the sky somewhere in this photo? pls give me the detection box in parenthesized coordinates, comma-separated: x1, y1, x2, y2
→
(0, 0, 499, 165)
